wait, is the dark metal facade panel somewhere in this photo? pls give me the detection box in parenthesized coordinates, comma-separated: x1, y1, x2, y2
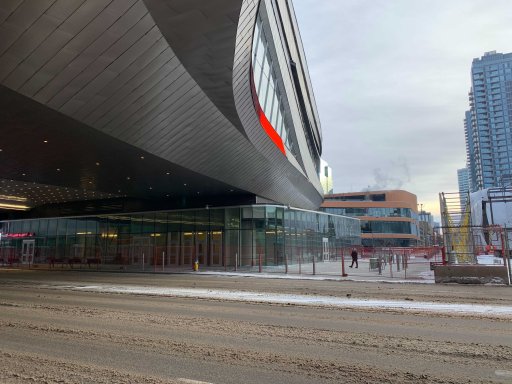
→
(13, 31, 76, 95)
(60, 26, 163, 115)
(44, 1, 87, 23)
(102, 67, 187, 134)
(34, 1, 143, 105)
(131, 86, 201, 146)
(0, 1, 24, 24)
(71, 38, 169, 122)
(147, 92, 212, 151)
(1, 16, 61, 88)
(0, 1, 54, 52)
(142, 0, 245, 133)
(98, 66, 185, 131)
(84, 51, 178, 128)
(48, 9, 154, 110)
(15, 1, 118, 97)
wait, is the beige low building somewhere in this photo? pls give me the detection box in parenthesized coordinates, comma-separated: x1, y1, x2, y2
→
(321, 190, 420, 247)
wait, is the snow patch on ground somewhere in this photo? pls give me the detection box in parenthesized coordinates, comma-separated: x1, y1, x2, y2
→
(189, 271, 435, 284)
(63, 284, 512, 318)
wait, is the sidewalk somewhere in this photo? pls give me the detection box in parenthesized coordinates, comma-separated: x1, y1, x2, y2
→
(186, 257, 435, 284)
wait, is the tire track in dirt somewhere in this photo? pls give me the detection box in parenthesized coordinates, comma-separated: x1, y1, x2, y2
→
(0, 350, 201, 384)
(0, 318, 506, 384)
(2, 300, 511, 365)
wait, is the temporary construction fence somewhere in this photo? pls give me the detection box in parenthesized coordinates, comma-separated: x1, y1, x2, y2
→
(439, 190, 512, 284)
(225, 245, 443, 281)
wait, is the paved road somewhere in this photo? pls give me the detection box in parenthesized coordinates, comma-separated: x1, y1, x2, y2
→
(0, 270, 511, 383)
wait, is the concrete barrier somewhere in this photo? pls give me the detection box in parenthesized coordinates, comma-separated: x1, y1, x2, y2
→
(434, 265, 509, 285)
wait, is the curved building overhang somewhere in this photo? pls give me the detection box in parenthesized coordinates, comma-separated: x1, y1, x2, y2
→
(0, 0, 323, 216)
(0, 85, 254, 217)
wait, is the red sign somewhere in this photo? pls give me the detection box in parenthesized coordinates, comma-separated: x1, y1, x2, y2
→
(4, 232, 35, 238)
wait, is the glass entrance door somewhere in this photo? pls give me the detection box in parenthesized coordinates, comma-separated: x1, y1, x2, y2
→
(182, 232, 193, 266)
(196, 232, 207, 265)
(21, 239, 35, 264)
(322, 237, 330, 261)
(131, 237, 151, 269)
(210, 231, 222, 266)
(167, 232, 180, 266)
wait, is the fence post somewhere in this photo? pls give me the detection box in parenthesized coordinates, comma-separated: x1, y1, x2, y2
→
(341, 247, 347, 277)
(162, 251, 165, 272)
(501, 231, 511, 286)
(389, 250, 393, 278)
(299, 247, 302, 275)
(403, 250, 407, 279)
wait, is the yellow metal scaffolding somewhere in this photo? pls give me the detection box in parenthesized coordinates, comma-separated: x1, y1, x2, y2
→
(439, 192, 474, 263)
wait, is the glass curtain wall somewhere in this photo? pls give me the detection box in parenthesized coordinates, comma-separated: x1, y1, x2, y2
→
(0, 205, 360, 272)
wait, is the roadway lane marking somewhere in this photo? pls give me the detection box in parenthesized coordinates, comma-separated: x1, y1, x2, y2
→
(177, 379, 214, 384)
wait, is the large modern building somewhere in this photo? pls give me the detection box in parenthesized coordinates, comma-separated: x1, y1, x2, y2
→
(0, 0, 360, 269)
(418, 210, 435, 246)
(457, 167, 470, 208)
(321, 190, 419, 247)
(465, 51, 512, 191)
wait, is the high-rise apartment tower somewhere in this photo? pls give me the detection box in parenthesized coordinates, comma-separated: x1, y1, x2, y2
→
(465, 51, 512, 190)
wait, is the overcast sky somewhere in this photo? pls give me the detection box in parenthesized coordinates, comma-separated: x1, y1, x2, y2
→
(293, 0, 512, 220)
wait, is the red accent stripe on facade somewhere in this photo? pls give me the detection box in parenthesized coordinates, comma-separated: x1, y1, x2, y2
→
(257, 106, 286, 154)
(250, 65, 286, 155)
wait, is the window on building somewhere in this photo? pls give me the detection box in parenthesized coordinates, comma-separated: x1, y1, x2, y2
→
(252, 17, 295, 154)
(369, 194, 386, 201)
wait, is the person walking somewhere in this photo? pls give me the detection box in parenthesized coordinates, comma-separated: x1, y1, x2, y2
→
(349, 248, 358, 268)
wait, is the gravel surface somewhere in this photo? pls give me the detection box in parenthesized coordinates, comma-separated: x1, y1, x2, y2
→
(0, 270, 511, 383)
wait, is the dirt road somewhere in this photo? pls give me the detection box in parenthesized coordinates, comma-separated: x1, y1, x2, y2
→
(0, 270, 511, 383)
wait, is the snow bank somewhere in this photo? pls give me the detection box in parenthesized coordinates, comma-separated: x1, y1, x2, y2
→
(64, 284, 512, 318)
